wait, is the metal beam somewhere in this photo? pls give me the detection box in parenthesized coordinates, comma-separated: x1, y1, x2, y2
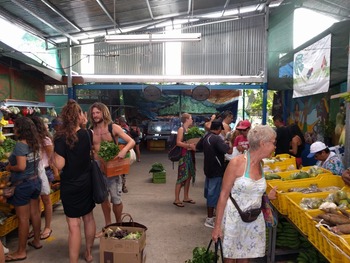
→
(76, 74, 264, 83)
(11, 0, 79, 44)
(73, 83, 264, 90)
(95, 0, 122, 33)
(40, 0, 81, 32)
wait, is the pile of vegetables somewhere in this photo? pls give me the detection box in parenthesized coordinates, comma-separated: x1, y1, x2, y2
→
(185, 246, 217, 263)
(184, 126, 204, 141)
(97, 141, 120, 162)
(313, 208, 350, 235)
(299, 190, 350, 210)
(265, 167, 326, 181)
(149, 162, 165, 173)
(0, 138, 16, 160)
(103, 227, 142, 240)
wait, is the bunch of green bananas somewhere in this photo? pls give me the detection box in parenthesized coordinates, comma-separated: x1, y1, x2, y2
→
(297, 246, 328, 263)
(276, 219, 301, 249)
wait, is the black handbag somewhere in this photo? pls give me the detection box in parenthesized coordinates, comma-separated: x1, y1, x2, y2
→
(229, 193, 262, 223)
(207, 238, 224, 263)
(86, 130, 109, 204)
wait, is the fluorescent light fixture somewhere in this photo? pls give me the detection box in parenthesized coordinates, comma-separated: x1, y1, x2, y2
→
(105, 33, 201, 43)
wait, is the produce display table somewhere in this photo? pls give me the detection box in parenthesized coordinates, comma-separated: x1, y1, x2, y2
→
(266, 168, 350, 263)
(0, 189, 61, 238)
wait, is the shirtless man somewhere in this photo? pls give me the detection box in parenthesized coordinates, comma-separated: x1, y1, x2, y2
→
(88, 102, 135, 235)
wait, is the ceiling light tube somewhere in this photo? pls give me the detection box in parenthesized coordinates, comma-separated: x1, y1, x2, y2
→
(105, 33, 201, 43)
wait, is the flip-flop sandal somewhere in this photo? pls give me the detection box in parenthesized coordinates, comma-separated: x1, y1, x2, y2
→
(40, 229, 52, 240)
(173, 202, 184, 207)
(27, 241, 43, 250)
(27, 231, 34, 240)
(183, 199, 196, 204)
(5, 255, 27, 262)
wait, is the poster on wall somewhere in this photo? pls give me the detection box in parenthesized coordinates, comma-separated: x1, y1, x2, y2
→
(293, 34, 331, 98)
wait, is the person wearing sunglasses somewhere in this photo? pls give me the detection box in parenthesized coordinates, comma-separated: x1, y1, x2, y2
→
(307, 141, 344, 175)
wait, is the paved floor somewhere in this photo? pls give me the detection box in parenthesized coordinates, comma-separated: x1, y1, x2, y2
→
(3, 149, 296, 262)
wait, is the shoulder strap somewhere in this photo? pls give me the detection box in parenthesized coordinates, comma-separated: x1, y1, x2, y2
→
(108, 123, 117, 144)
(244, 151, 250, 178)
(85, 129, 94, 160)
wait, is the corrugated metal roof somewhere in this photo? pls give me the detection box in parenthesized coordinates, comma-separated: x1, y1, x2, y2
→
(0, 0, 348, 46)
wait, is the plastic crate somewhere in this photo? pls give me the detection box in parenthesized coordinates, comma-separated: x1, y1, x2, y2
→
(263, 154, 297, 172)
(152, 171, 166, 179)
(152, 177, 166, 184)
(266, 168, 333, 193)
(50, 189, 61, 205)
(339, 236, 350, 263)
(304, 210, 325, 249)
(0, 215, 18, 237)
(268, 174, 344, 215)
(286, 192, 330, 233)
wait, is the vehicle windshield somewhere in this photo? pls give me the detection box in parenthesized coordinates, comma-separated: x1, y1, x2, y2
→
(148, 121, 171, 133)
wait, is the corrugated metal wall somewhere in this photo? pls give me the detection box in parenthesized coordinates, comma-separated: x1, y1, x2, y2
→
(62, 16, 265, 76)
(182, 16, 265, 76)
(94, 43, 164, 75)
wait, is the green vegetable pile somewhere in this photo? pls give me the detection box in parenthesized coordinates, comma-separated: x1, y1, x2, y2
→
(2, 138, 16, 153)
(149, 162, 165, 173)
(184, 126, 204, 141)
(185, 246, 217, 263)
(98, 141, 120, 162)
(0, 138, 16, 160)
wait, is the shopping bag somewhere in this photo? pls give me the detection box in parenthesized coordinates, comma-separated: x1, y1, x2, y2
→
(261, 193, 277, 227)
(206, 238, 224, 263)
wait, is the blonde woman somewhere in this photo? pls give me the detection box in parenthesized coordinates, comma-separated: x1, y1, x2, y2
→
(173, 113, 197, 207)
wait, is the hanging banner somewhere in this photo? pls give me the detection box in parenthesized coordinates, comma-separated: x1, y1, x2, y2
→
(293, 34, 331, 98)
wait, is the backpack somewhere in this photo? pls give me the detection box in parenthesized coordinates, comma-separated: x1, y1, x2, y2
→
(108, 123, 117, 144)
(129, 127, 139, 139)
(167, 134, 182, 162)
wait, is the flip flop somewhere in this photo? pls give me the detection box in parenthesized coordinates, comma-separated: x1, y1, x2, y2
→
(173, 202, 184, 207)
(27, 241, 43, 250)
(40, 229, 52, 240)
(5, 255, 27, 262)
(27, 230, 34, 239)
(183, 199, 196, 204)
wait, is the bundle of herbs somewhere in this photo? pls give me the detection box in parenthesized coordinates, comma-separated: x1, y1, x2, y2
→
(149, 162, 165, 173)
(185, 246, 217, 263)
(97, 141, 120, 162)
(184, 126, 204, 141)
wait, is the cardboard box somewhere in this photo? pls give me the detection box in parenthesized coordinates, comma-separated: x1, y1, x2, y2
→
(99, 157, 130, 177)
(100, 226, 146, 263)
(186, 138, 201, 144)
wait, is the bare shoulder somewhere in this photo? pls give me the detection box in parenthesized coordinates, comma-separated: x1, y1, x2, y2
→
(112, 123, 123, 134)
(227, 154, 246, 172)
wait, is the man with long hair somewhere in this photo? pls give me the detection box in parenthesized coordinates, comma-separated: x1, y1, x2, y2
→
(87, 102, 135, 236)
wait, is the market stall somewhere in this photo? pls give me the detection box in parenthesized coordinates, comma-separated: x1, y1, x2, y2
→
(264, 158, 350, 263)
(0, 99, 61, 239)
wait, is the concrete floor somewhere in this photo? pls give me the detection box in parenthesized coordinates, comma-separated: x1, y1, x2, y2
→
(3, 149, 294, 262)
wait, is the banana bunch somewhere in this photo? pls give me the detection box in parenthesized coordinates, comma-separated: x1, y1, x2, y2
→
(297, 246, 328, 263)
(0, 117, 8, 127)
(276, 219, 301, 249)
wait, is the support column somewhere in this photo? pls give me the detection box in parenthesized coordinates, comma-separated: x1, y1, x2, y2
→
(344, 36, 350, 168)
(67, 38, 74, 100)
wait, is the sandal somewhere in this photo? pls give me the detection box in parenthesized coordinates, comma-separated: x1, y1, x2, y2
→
(40, 229, 52, 240)
(173, 202, 184, 207)
(27, 230, 34, 240)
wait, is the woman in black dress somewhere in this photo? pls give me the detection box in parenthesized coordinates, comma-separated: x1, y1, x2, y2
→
(53, 100, 96, 263)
